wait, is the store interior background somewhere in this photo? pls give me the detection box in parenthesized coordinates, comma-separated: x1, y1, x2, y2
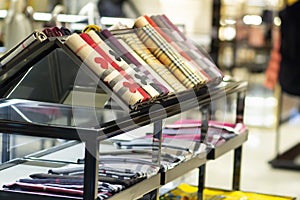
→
(0, 0, 300, 199)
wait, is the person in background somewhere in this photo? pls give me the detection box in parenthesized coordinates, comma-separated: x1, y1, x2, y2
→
(265, 0, 300, 96)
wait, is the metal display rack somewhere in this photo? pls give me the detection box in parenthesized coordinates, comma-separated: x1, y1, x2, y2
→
(269, 85, 300, 171)
(0, 36, 248, 200)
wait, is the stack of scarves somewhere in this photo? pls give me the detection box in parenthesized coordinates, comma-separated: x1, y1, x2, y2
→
(63, 15, 224, 108)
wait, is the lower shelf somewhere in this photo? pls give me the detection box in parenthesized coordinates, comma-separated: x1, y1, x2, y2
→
(0, 130, 249, 200)
(0, 174, 161, 200)
(109, 174, 160, 200)
(161, 153, 207, 185)
(207, 130, 248, 159)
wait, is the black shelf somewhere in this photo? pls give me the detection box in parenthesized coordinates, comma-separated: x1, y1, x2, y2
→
(161, 152, 207, 185)
(0, 146, 161, 200)
(109, 174, 160, 200)
(0, 175, 161, 200)
(207, 130, 248, 159)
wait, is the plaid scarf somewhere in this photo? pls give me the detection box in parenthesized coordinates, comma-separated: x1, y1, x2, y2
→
(116, 31, 187, 93)
(144, 15, 210, 82)
(134, 16, 207, 89)
(99, 29, 170, 96)
(157, 14, 224, 83)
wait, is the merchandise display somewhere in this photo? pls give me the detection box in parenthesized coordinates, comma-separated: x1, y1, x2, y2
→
(2, 162, 148, 199)
(63, 14, 223, 108)
(0, 0, 299, 198)
(0, 12, 248, 200)
(163, 120, 246, 142)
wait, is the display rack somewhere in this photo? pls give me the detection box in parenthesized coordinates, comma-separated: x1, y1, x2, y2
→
(0, 35, 248, 200)
(269, 85, 300, 171)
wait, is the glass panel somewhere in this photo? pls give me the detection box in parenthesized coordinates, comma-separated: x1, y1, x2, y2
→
(7, 48, 98, 104)
(0, 99, 127, 128)
(0, 43, 122, 162)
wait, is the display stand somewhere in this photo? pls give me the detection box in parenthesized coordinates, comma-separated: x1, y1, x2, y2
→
(0, 35, 248, 200)
(269, 85, 300, 170)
